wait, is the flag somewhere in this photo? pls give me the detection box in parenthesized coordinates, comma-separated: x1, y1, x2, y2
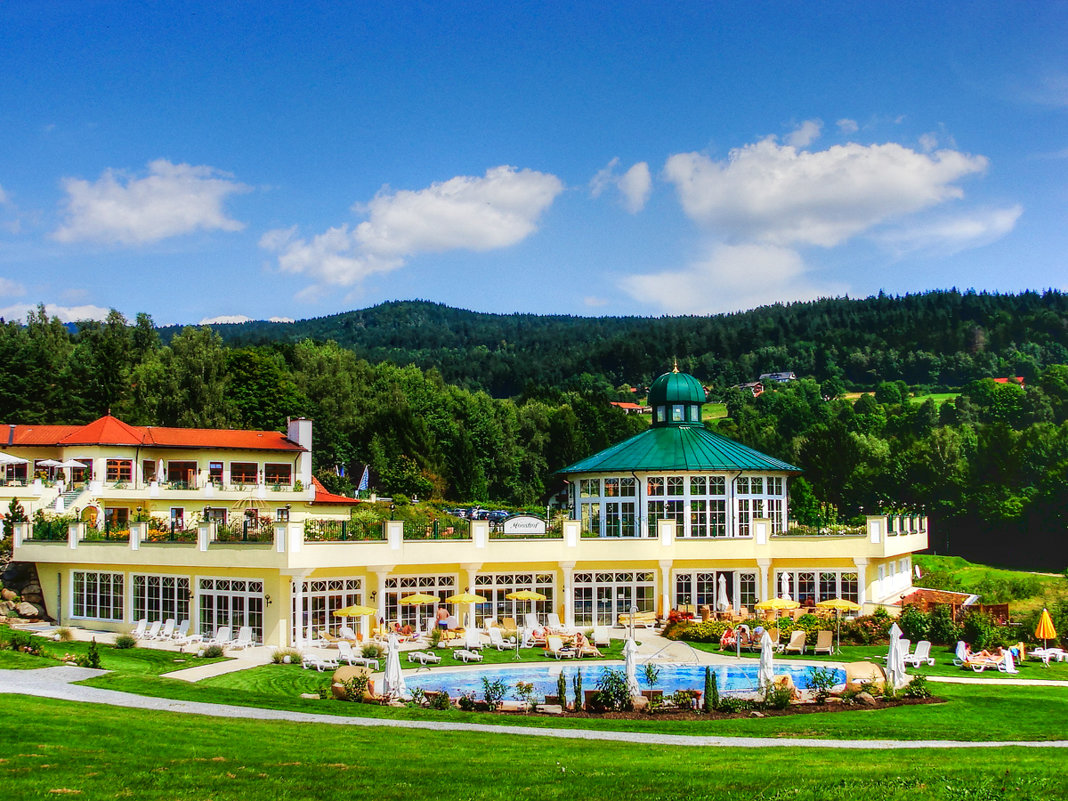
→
(357, 466, 369, 492)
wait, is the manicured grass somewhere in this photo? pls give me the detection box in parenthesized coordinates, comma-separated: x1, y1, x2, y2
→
(702, 402, 728, 421)
(4, 694, 1067, 800)
(909, 392, 960, 406)
(914, 554, 1068, 614)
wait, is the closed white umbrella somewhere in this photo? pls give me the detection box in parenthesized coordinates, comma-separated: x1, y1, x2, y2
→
(382, 633, 408, 700)
(758, 630, 775, 690)
(780, 572, 791, 600)
(717, 574, 729, 612)
(886, 622, 907, 690)
(623, 638, 641, 700)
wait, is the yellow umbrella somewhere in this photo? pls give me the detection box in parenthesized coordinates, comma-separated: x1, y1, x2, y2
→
(505, 590, 547, 601)
(333, 605, 378, 617)
(400, 593, 441, 633)
(754, 597, 800, 611)
(445, 592, 488, 604)
(1035, 608, 1057, 649)
(816, 598, 862, 653)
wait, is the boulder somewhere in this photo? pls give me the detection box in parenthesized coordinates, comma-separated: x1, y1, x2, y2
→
(631, 695, 649, 712)
(855, 691, 878, 707)
(16, 601, 44, 618)
(1, 588, 16, 602)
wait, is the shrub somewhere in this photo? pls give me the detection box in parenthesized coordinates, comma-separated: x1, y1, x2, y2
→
(426, 690, 452, 710)
(572, 670, 583, 710)
(202, 644, 225, 658)
(901, 673, 932, 699)
(670, 689, 699, 710)
(704, 666, 717, 713)
(4, 630, 40, 655)
(54, 627, 74, 642)
(514, 681, 537, 711)
(898, 604, 931, 641)
(762, 681, 794, 710)
(113, 634, 137, 650)
(715, 695, 754, 713)
(271, 647, 301, 664)
(556, 670, 567, 709)
(481, 677, 507, 710)
(341, 673, 370, 702)
(595, 668, 634, 712)
(457, 693, 477, 711)
(77, 638, 101, 669)
(662, 619, 732, 642)
(361, 643, 385, 659)
(961, 610, 1000, 650)
(808, 667, 838, 704)
(929, 604, 961, 645)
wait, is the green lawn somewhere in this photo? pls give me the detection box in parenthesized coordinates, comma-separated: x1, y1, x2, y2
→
(703, 402, 728, 421)
(914, 554, 1068, 614)
(909, 392, 960, 406)
(4, 694, 1067, 801)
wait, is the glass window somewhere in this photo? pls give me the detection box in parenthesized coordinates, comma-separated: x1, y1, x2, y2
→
(604, 478, 619, 497)
(689, 476, 706, 495)
(737, 476, 749, 494)
(167, 461, 197, 487)
(170, 508, 184, 530)
(142, 460, 157, 482)
(618, 477, 636, 497)
(667, 476, 683, 495)
(671, 405, 685, 422)
(104, 507, 129, 530)
(709, 476, 725, 495)
(106, 459, 132, 482)
(73, 571, 124, 621)
(647, 477, 664, 496)
(750, 477, 764, 494)
(133, 574, 190, 623)
(230, 462, 257, 484)
(209, 462, 223, 483)
(276, 506, 290, 522)
(264, 464, 291, 485)
(688, 406, 700, 422)
(656, 407, 666, 422)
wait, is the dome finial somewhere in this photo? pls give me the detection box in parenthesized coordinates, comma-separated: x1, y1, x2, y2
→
(672, 357, 679, 373)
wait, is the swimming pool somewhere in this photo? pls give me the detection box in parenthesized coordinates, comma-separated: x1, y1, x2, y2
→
(404, 662, 844, 698)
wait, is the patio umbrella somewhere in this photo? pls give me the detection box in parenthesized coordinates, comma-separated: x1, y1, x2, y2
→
(717, 574, 729, 612)
(886, 622, 907, 690)
(816, 598, 862, 653)
(1035, 608, 1057, 650)
(623, 638, 641, 701)
(754, 597, 800, 611)
(399, 593, 440, 634)
(779, 572, 791, 600)
(333, 604, 378, 617)
(57, 458, 87, 468)
(445, 591, 488, 628)
(382, 633, 408, 700)
(506, 590, 547, 657)
(758, 629, 775, 691)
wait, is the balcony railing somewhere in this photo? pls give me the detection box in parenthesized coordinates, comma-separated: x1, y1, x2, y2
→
(304, 518, 385, 542)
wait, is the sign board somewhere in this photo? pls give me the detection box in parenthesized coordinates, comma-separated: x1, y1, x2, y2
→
(501, 514, 546, 536)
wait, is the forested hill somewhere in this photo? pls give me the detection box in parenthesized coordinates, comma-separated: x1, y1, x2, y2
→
(187, 290, 1068, 395)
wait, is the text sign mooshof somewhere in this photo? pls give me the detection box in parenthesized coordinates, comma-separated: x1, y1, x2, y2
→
(501, 515, 546, 535)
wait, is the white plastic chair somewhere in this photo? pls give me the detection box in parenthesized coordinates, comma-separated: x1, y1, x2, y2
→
(230, 626, 255, 650)
(155, 619, 175, 641)
(144, 621, 162, 641)
(904, 640, 935, 667)
(204, 626, 232, 647)
(487, 628, 515, 650)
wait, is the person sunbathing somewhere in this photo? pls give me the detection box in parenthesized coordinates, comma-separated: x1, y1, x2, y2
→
(573, 631, 603, 658)
(720, 628, 735, 648)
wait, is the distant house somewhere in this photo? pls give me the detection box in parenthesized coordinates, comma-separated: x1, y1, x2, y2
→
(609, 401, 651, 415)
(993, 377, 1025, 387)
(759, 371, 796, 383)
(734, 381, 764, 397)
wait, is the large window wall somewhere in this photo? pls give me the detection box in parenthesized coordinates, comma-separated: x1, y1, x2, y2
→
(72, 571, 124, 621)
(383, 575, 457, 628)
(572, 571, 655, 626)
(473, 572, 555, 626)
(673, 569, 759, 611)
(773, 569, 859, 605)
(198, 577, 264, 642)
(132, 574, 190, 623)
(292, 577, 363, 641)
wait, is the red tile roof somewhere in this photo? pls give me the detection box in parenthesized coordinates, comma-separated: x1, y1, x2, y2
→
(3, 415, 304, 452)
(311, 477, 361, 505)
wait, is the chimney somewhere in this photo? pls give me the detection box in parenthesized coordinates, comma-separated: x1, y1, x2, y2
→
(286, 417, 313, 488)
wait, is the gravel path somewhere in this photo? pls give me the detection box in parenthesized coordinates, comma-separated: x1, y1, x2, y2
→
(2, 666, 1066, 750)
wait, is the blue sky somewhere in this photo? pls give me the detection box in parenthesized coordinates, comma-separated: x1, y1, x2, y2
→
(0, 2, 1065, 325)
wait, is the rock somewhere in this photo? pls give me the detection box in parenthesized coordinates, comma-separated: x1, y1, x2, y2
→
(749, 711, 765, 718)
(856, 691, 878, 706)
(1, 588, 15, 601)
(299, 693, 319, 700)
(631, 695, 649, 712)
(825, 696, 843, 704)
(15, 601, 42, 618)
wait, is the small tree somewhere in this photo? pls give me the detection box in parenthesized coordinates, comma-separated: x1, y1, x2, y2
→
(704, 666, 718, 713)
(572, 669, 583, 711)
(556, 670, 568, 709)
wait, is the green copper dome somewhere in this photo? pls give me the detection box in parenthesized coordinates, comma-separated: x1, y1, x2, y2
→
(648, 369, 707, 406)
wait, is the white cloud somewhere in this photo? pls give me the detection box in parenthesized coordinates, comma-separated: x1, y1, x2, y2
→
(837, 118, 859, 135)
(0, 303, 110, 323)
(619, 243, 845, 315)
(879, 205, 1023, 256)
(663, 138, 988, 247)
(786, 119, 822, 148)
(54, 159, 249, 245)
(590, 158, 652, 213)
(0, 277, 25, 297)
(263, 166, 563, 288)
(268, 316, 295, 323)
(199, 314, 252, 325)
(583, 295, 609, 307)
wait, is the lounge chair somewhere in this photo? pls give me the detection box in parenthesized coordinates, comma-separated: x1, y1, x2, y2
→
(767, 627, 781, 652)
(407, 650, 442, 665)
(592, 627, 611, 648)
(1031, 647, 1067, 665)
(301, 651, 339, 672)
(152, 619, 175, 641)
(338, 625, 360, 642)
(130, 618, 148, 639)
(544, 635, 576, 659)
(885, 639, 911, 665)
(961, 653, 1005, 672)
(172, 621, 202, 647)
(171, 619, 190, 641)
(952, 640, 969, 666)
(461, 628, 484, 650)
(453, 648, 483, 663)
(143, 620, 162, 641)
(487, 627, 516, 650)
(617, 610, 657, 628)
(812, 630, 834, 655)
(573, 632, 603, 658)
(524, 612, 541, 631)
(204, 626, 232, 648)
(337, 640, 379, 669)
(230, 626, 255, 650)
(782, 629, 806, 655)
(500, 617, 519, 639)
(903, 640, 935, 667)
(547, 612, 574, 633)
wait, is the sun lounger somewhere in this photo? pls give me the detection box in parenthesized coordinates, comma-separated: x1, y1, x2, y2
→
(592, 627, 611, 647)
(617, 610, 657, 628)
(524, 612, 541, 631)
(812, 630, 834, 655)
(337, 641, 379, 669)
(783, 629, 806, 655)
(171, 619, 191, 642)
(230, 626, 255, 650)
(143, 620, 162, 641)
(151, 619, 175, 641)
(1031, 647, 1067, 665)
(544, 635, 576, 659)
(487, 627, 516, 650)
(130, 618, 148, 639)
(407, 650, 442, 665)
(884, 639, 911, 665)
(903, 640, 935, 667)
(204, 626, 232, 648)
(301, 651, 339, 671)
(454, 648, 484, 663)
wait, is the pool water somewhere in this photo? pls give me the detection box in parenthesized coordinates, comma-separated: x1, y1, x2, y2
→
(404, 663, 844, 698)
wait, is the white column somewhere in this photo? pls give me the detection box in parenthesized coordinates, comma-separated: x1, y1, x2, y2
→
(659, 559, 672, 619)
(757, 558, 772, 603)
(373, 568, 392, 635)
(559, 561, 575, 627)
(853, 558, 868, 607)
(462, 563, 481, 627)
(294, 576, 305, 648)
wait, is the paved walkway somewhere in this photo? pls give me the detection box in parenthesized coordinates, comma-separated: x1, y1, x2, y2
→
(2, 666, 1066, 750)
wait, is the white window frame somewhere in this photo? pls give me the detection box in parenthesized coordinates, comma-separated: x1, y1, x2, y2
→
(71, 570, 124, 621)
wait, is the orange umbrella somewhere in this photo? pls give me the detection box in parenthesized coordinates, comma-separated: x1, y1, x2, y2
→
(1035, 608, 1057, 649)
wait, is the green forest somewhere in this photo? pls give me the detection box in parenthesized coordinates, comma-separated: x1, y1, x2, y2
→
(4, 289, 1068, 569)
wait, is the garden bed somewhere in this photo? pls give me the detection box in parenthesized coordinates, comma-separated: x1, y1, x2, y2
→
(549, 695, 944, 721)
